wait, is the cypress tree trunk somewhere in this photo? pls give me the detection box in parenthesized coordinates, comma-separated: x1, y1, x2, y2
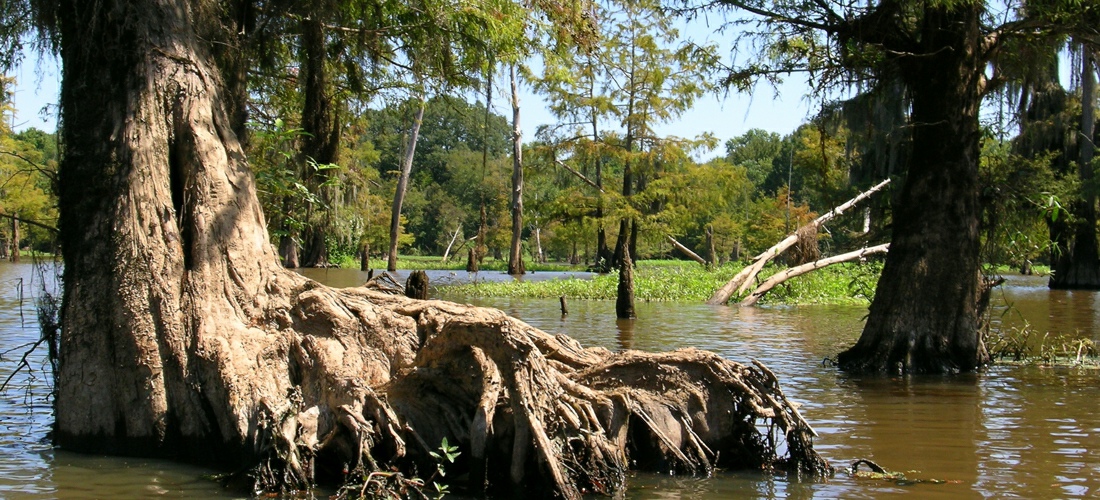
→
(50, 1, 828, 496)
(9, 217, 17, 262)
(838, 4, 989, 374)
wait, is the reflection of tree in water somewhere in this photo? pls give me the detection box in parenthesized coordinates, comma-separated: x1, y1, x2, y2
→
(842, 377, 982, 488)
(617, 318, 635, 350)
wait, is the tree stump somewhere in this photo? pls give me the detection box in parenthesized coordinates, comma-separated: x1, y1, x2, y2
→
(466, 248, 479, 272)
(405, 270, 429, 300)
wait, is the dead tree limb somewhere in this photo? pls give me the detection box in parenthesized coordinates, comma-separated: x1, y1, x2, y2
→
(740, 244, 889, 307)
(555, 159, 604, 193)
(707, 178, 890, 305)
(441, 227, 461, 262)
(0, 212, 59, 233)
(667, 235, 706, 266)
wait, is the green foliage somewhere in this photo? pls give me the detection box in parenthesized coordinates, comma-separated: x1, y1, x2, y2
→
(725, 128, 783, 190)
(426, 437, 461, 497)
(446, 260, 882, 305)
(978, 138, 1061, 268)
(0, 76, 57, 253)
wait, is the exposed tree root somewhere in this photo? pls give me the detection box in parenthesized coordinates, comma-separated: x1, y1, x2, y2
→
(246, 278, 830, 498)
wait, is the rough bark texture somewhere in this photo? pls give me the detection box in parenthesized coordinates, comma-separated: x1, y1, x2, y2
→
(838, 4, 989, 374)
(616, 243, 636, 320)
(9, 217, 17, 262)
(53, 1, 828, 498)
(405, 270, 429, 300)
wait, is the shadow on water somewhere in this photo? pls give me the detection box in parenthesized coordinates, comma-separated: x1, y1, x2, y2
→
(2, 266, 1099, 498)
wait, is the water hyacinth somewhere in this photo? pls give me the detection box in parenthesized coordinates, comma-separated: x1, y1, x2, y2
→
(445, 260, 884, 305)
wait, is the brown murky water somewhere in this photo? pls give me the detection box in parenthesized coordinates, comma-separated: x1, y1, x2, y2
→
(2, 264, 1098, 498)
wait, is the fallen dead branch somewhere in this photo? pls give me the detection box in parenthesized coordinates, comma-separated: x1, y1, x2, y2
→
(740, 244, 890, 306)
(708, 179, 890, 305)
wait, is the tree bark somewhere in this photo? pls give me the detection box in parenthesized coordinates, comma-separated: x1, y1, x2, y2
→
(616, 241, 636, 319)
(9, 216, 17, 262)
(838, 4, 989, 374)
(405, 270, 429, 300)
(508, 65, 525, 276)
(51, 1, 828, 497)
(387, 97, 425, 272)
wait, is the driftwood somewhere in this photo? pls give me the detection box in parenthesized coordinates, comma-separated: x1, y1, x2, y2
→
(708, 178, 891, 305)
(667, 235, 706, 266)
(740, 244, 890, 306)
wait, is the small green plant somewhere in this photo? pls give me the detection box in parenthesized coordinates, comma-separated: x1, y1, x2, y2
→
(426, 437, 461, 498)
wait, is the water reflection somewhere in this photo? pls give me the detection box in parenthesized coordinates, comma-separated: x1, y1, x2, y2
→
(4, 265, 1100, 498)
(616, 318, 635, 350)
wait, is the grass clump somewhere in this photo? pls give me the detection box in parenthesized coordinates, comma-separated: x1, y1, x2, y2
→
(985, 321, 1100, 368)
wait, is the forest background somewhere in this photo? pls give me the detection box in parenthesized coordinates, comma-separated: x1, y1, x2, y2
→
(0, 3, 1087, 284)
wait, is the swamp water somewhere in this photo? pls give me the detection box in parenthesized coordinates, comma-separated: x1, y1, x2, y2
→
(0, 263, 1097, 498)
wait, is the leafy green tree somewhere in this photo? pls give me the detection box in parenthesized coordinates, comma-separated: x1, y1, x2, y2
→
(725, 128, 782, 190)
(0, 77, 56, 257)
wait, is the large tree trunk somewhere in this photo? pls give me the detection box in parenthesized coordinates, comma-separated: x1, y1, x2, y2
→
(508, 65, 525, 276)
(53, 1, 828, 497)
(838, 4, 989, 374)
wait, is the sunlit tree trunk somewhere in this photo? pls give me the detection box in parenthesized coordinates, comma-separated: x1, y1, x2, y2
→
(386, 98, 424, 272)
(55, 0, 294, 459)
(508, 65, 525, 275)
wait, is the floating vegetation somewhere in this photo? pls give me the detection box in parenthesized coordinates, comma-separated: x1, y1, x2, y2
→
(444, 261, 883, 306)
(845, 459, 962, 486)
(985, 322, 1100, 368)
